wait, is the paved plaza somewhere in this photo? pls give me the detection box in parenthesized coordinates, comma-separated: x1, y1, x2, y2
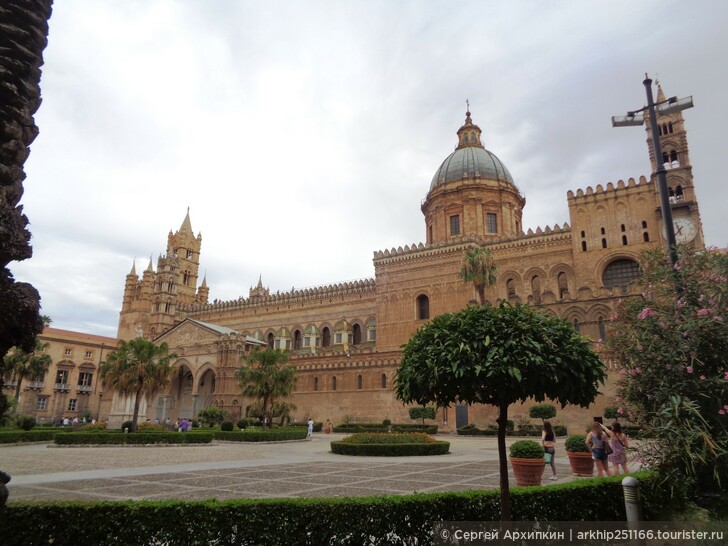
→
(2, 434, 636, 503)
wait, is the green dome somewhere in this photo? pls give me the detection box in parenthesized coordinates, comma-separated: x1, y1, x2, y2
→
(430, 146, 514, 190)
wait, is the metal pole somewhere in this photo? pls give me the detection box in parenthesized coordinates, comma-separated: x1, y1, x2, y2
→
(643, 75, 678, 267)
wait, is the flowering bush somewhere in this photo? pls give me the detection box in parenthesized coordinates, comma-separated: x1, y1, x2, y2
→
(605, 247, 728, 494)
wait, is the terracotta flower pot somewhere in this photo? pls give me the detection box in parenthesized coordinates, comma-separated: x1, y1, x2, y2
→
(567, 451, 595, 477)
(510, 457, 545, 486)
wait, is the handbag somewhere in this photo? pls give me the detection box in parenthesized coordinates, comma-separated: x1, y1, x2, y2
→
(603, 441, 613, 456)
(544, 452, 552, 464)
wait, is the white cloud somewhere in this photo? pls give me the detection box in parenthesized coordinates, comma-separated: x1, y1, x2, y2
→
(10, 0, 728, 335)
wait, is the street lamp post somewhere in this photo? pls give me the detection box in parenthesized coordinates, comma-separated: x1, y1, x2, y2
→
(611, 74, 693, 267)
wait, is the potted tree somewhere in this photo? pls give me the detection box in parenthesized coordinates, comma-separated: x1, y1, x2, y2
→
(565, 434, 594, 476)
(509, 440, 545, 486)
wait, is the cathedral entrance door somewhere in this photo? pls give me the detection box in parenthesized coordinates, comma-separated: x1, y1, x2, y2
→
(455, 404, 469, 429)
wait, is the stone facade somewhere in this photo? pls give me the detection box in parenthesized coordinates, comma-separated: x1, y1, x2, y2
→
(38, 87, 706, 431)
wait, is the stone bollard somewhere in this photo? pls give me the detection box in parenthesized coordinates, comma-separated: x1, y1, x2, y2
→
(622, 476, 643, 534)
(0, 470, 11, 508)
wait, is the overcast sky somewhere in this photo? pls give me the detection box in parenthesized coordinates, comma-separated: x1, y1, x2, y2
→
(10, 0, 728, 338)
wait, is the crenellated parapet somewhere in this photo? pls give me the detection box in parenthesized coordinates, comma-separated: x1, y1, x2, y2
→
(373, 223, 574, 264)
(567, 176, 651, 202)
(181, 278, 377, 314)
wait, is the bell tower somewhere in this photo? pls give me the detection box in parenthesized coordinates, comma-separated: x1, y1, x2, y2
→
(117, 210, 209, 340)
(645, 84, 704, 248)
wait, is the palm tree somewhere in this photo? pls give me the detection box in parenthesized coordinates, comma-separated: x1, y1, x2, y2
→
(460, 246, 497, 305)
(236, 348, 296, 429)
(101, 338, 176, 432)
(3, 339, 52, 401)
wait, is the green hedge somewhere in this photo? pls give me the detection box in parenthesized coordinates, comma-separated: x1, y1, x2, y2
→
(331, 440, 450, 456)
(0, 472, 669, 546)
(53, 432, 213, 445)
(214, 428, 307, 442)
(333, 423, 438, 434)
(0, 430, 56, 443)
(456, 424, 567, 437)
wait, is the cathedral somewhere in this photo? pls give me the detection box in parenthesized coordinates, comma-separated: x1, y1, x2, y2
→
(11, 85, 704, 430)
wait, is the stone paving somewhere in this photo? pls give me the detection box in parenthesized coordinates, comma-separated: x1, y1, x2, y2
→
(1, 434, 634, 503)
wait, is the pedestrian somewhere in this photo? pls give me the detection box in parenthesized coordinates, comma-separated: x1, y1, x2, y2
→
(307, 418, 314, 438)
(541, 420, 557, 480)
(606, 422, 629, 475)
(165, 417, 171, 430)
(175, 419, 180, 431)
(180, 418, 188, 432)
(585, 422, 611, 477)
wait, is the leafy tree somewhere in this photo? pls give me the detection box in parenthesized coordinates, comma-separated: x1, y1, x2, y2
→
(528, 403, 556, 423)
(460, 246, 497, 305)
(605, 247, 728, 494)
(3, 339, 52, 401)
(271, 400, 297, 426)
(236, 348, 296, 429)
(100, 338, 176, 432)
(395, 302, 606, 520)
(197, 406, 226, 428)
(408, 406, 436, 425)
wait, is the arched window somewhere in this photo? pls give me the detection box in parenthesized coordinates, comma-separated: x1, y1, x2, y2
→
(573, 319, 580, 333)
(602, 259, 641, 289)
(622, 235, 628, 245)
(416, 294, 430, 320)
(531, 276, 541, 304)
(357, 375, 363, 389)
(641, 221, 648, 228)
(322, 327, 331, 347)
(381, 373, 387, 389)
(293, 330, 302, 350)
(557, 272, 568, 299)
(352, 324, 362, 345)
(598, 317, 607, 340)
(313, 377, 318, 391)
(643, 232, 650, 242)
(266, 333, 274, 349)
(183, 271, 190, 286)
(581, 241, 587, 252)
(675, 185, 684, 200)
(601, 238, 607, 249)
(332, 376, 337, 391)
(506, 278, 516, 298)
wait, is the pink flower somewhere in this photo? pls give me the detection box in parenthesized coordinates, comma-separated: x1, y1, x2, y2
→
(617, 407, 624, 415)
(638, 307, 657, 320)
(700, 375, 706, 380)
(721, 410, 726, 415)
(697, 308, 711, 317)
(715, 316, 724, 322)
(724, 371, 728, 381)
(686, 366, 694, 374)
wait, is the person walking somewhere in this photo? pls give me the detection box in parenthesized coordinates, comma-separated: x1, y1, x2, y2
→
(307, 418, 314, 438)
(541, 421, 557, 480)
(606, 422, 629, 475)
(586, 422, 611, 477)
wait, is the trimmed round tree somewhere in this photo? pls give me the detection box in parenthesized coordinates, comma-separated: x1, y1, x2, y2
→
(529, 404, 557, 424)
(408, 406, 436, 425)
(395, 302, 606, 521)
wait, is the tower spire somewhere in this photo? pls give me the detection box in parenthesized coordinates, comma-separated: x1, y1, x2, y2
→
(180, 207, 193, 233)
